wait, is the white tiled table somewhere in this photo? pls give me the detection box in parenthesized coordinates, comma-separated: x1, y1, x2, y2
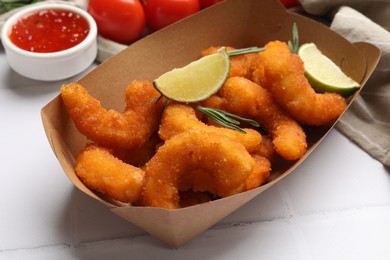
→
(1, 43, 389, 260)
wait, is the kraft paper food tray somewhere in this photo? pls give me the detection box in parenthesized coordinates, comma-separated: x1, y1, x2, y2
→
(41, 0, 380, 248)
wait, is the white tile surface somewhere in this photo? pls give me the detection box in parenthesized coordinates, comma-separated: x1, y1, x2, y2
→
(1, 43, 389, 260)
(297, 206, 390, 260)
(283, 131, 390, 214)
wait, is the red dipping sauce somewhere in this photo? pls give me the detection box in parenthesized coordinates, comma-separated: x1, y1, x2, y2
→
(8, 9, 90, 53)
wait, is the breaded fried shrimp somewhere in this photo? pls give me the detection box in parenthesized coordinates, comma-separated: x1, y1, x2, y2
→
(142, 130, 256, 209)
(159, 103, 262, 152)
(112, 133, 162, 167)
(179, 154, 271, 194)
(253, 41, 347, 125)
(61, 81, 164, 149)
(251, 135, 277, 163)
(245, 155, 271, 190)
(179, 191, 214, 208)
(251, 41, 291, 87)
(203, 76, 307, 160)
(201, 46, 256, 78)
(179, 168, 217, 194)
(75, 144, 145, 203)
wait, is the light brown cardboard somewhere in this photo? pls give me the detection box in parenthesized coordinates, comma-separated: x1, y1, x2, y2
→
(41, 0, 380, 248)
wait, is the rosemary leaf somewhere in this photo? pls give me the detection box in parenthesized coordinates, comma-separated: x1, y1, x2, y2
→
(0, 0, 68, 15)
(228, 47, 265, 56)
(1, 0, 29, 3)
(203, 107, 241, 125)
(288, 22, 299, 54)
(288, 41, 294, 53)
(155, 94, 164, 103)
(209, 114, 246, 133)
(212, 108, 260, 128)
(197, 106, 259, 134)
(205, 112, 246, 134)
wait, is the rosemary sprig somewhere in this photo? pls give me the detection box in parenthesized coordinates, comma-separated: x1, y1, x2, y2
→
(288, 22, 299, 54)
(227, 47, 265, 56)
(155, 93, 164, 103)
(155, 94, 169, 114)
(197, 106, 259, 134)
(0, 0, 67, 15)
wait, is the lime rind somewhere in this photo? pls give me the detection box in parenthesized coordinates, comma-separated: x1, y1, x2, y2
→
(298, 43, 360, 97)
(305, 72, 360, 98)
(153, 47, 230, 103)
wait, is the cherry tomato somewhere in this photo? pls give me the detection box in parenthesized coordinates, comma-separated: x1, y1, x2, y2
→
(142, 0, 200, 31)
(88, 0, 146, 44)
(199, 0, 224, 8)
(279, 0, 299, 8)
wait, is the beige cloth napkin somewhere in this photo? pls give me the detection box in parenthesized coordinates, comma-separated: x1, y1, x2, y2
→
(300, 0, 390, 166)
(1, 1, 389, 166)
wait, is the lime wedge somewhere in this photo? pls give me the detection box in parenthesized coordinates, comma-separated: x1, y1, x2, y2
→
(153, 47, 230, 103)
(298, 43, 360, 97)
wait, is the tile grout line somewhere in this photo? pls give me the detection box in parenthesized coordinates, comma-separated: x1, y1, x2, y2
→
(70, 196, 79, 248)
(276, 182, 313, 260)
(213, 202, 390, 230)
(2, 203, 390, 254)
(0, 243, 71, 254)
(2, 197, 390, 254)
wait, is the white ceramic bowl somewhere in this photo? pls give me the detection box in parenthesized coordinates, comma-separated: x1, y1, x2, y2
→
(1, 3, 97, 81)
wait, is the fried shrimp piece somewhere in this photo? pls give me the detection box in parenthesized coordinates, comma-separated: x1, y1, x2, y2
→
(251, 41, 291, 87)
(251, 135, 277, 163)
(252, 41, 348, 125)
(142, 130, 256, 209)
(201, 46, 257, 78)
(75, 144, 145, 203)
(179, 191, 214, 208)
(203, 76, 307, 160)
(179, 168, 216, 194)
(179, 154, 271, 195)
(245, 155, 271, 191)
(159, 103, 262, 153)
(61, 80, 164, 149)
(112, 133, 162, 167)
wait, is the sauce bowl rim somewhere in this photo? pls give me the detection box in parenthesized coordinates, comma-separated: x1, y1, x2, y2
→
(1, 3, 97, 59)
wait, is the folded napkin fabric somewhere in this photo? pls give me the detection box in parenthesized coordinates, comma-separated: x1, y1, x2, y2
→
(300, 0, 390, 166)
(331, 7, 390, 167)
(300, 0, 390, 32)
